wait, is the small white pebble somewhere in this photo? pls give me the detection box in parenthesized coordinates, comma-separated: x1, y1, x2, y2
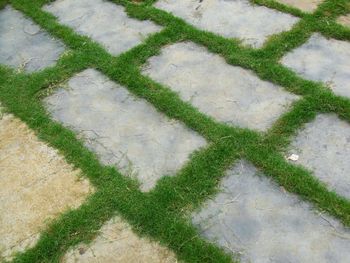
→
(287, 154, 299, 162)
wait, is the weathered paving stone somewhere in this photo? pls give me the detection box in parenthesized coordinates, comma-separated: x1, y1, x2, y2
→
(337, 14, 350, 27)
(0, 6, 65, 72)
(154, 0, 299, 48)
(62, 216, 177, 263)
(44, 0, 161, 55)
(281, 33, 350, 98)
(0, 113, 93, 260)
(192, 159, 350, 262)
(288, 114, 350, 200)
(276, 0, 323, 12)
(44, 69, 206, 191)
(142, 42, 299, 131)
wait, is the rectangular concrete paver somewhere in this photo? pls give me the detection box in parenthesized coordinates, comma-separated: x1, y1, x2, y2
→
(288, 114, 350, 200)
(0, 6, 65, 72)
(0, 114, 93, 260)
(44, 69, 206, 192)
(192, 160, 350, 263)
(276, 0, 323, 12)
(154, 0, 299, 48)
(142, 42, 299, 131)
(62, 216, 177, 263)
(281, 33, 350, 99)
(44, 0, 162, 55)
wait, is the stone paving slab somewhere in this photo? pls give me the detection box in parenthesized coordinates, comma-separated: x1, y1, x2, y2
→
(0, 113, 93, 260)
(142, 42, 299, 131)
(44, 69, 206, 192)
(192, 159, 350, 263)
(154, 0, 299, 48)
(281, 33, 350, 99)
(276, 0, 323, 12)
(0, 6, 65, 73)
(288, 114, 350, 200)
(62, 216, 177, 263)
(44, 0, 162, 56)
(337, 14, 350, 27)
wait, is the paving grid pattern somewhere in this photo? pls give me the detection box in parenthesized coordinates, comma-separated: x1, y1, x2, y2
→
(0, 0, 350, 262)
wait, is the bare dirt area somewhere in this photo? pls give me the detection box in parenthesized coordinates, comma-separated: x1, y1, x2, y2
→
(0, 113, 93, 260)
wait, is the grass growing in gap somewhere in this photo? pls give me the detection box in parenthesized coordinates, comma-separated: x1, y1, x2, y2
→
(0, 0, 350, 262)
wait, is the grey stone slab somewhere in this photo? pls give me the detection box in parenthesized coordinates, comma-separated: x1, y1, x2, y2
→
(44, 69, 206, 192)
(142, 42, 299, 131)
(154, 0, 299, 48)
(281, 33, 350, 99)
(288, 114, 350, 200)
(0, 6, 65, 72)
(62, 216, 177, 263)
(192, 159, 350, 263)
(276, 0, 323, 12)
(44, 0, 162, 55)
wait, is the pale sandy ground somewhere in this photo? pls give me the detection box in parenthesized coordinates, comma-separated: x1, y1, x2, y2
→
(0, 112, 93, 260)
(337, 14, 350, 27)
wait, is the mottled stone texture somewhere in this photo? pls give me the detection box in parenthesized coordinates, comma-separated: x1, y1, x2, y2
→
(281, 33, 350, 99)
(63, 216, 177, 263)
(0, 114, 92, 260)
(0, 6, 64, 72)
(44, 69, 206, 191)
(288, 114, 350, 200)
(276, 0, 323, 12)
(142, 42, 298, 131)
(44, 0, 161, 55)
(337, 14, 350, 27)
(192, 160, 350, 263)
(154, 0, 299, 48)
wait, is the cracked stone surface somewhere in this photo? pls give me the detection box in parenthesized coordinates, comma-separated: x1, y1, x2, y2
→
(142, 42, 299, 131)
(192, 159, 350, 263)
(281, 33, 350, 99)
(337, 14, 350, 27)
(154, 0, 299, 48)
(288, 114, 350, 200)
(0, 114, 93, 260)
(44, 0, 162, 55)
(62, 216, 177, 263)
(276, 0, 323, 12)
(0, 6, 65, 72)
(44, 69, 206, 192)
